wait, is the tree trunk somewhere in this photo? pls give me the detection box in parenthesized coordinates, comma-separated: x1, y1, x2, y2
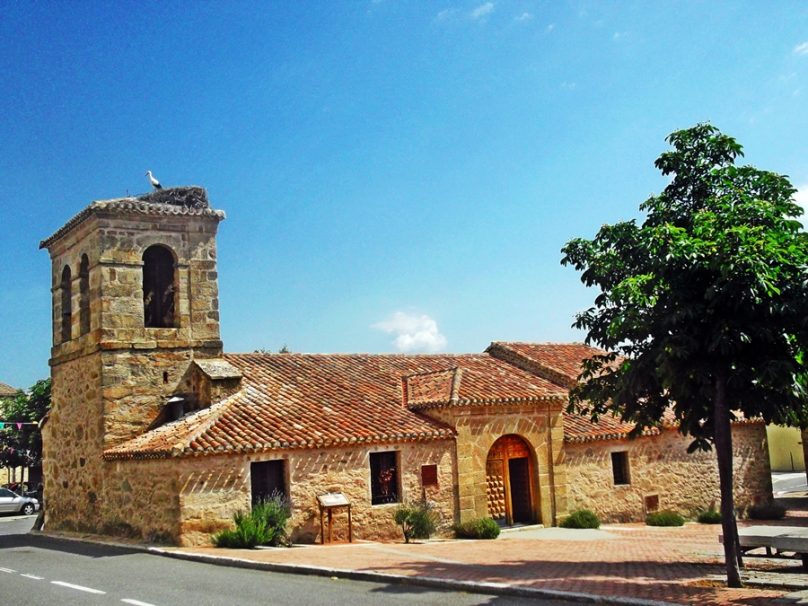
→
(714, 372, 742, 588)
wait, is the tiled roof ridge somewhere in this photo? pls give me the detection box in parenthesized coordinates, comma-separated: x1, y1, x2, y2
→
(226, 352, 489, 360)
(411, 394, 563, 411)
(40, 187, 225, 249)
(487, 342, 580, 388)
(103, 389, 244, 460)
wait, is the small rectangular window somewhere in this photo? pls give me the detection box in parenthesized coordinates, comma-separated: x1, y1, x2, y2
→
(370, 451, 399, 505)
(611, 451, 630, 486)
(421, 464, 438, 487)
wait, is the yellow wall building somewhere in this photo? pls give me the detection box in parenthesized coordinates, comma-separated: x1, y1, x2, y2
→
(766, 425, 805, 472)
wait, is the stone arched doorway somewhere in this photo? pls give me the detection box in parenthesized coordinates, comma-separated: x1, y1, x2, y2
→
(486, 435, 537, 526)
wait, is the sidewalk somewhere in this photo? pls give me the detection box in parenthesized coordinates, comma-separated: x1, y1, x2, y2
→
(155, 520, 805, 606)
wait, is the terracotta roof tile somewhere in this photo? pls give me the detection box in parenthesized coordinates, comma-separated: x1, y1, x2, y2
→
(101, 343, 762, 459)
(104, 351, 566, 460)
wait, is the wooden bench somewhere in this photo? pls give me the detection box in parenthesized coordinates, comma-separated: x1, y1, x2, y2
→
(721, 525, 808, 568)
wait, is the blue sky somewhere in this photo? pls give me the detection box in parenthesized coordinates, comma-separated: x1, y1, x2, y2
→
(1, 1, 807, 389)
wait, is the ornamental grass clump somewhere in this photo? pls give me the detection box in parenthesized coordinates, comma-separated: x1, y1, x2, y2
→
(697, 508, 722, 524)
(393, 500, 439, 543)
(646, 510, 684, 527)
(559, 509, 601, 529)
(453, 517, 501, 539)
(213, 492, 293, 548)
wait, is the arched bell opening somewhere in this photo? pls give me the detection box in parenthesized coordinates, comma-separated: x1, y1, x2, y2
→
(486, 434, 538, 526)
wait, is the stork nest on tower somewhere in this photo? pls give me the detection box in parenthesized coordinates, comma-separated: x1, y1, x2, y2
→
(138, 187, 209, 209)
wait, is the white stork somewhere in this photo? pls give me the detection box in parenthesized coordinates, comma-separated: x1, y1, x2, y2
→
(145, 170, 163, 190)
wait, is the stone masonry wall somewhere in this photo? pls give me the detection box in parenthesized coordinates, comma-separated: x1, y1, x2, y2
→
(101, 459, 181, 543)
(175, 440, 456, 546)
(42, 354, 104, 533)
(563, 423, 772, 522)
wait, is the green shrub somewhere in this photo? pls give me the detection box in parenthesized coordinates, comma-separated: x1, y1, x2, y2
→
(213, 511, 272, 548)
(748, 503, 786, 520)
(252, 492, 293, 546)
(697, 508, 722, 524)
(393, 500, 439, 543)
(646, 510, 684, 526)
(212, 492, 293, 548)
(559, 509, 601, 529)
(453, 517, 501, 539)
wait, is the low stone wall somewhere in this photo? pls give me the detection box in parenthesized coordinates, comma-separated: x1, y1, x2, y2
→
(563, 423, 772, 523)
(175, 440, 457, 546)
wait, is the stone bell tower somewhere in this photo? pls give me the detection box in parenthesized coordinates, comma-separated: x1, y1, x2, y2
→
(39, 187, 225, 532)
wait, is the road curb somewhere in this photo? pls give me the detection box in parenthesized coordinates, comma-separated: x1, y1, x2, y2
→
(148, 547, 679, 606)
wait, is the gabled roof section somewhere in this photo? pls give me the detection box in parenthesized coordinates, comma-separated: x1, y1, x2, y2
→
(487, 342, 607, 388)
(404, 368, 460, 408)
(194, 359, 242, 381)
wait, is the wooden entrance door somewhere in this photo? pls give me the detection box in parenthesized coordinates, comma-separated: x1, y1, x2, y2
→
(508, 457, 532, 523)
(485, 435, 536, 525)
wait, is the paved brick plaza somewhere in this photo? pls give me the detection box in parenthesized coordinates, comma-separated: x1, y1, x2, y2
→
(172, 518, 807, 605)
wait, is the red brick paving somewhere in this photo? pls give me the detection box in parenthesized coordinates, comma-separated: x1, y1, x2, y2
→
(173, 520, 804, 605)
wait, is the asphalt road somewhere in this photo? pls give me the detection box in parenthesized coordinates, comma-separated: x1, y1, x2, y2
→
(0, 517, 577, 606)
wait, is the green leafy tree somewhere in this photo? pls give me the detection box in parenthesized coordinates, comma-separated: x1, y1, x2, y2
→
(561, 124, 808, 587)
(0, 379, 51, 473)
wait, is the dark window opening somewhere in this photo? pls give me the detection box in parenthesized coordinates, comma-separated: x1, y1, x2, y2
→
(421, 464, 438, 487)
(251, 460, 286, 506)
(370, 451, 399, 505)
(644, 494, 660, 513)
(79, 254, 90, 336)
(611, 451, 630, 486)
(60, 265, 72, 342)
(143, 245, 176, 328)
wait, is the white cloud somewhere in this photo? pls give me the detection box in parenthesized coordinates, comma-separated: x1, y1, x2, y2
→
(794, 41, 808, 55)
(515, 12, 533, 22)
(795, 184, 808, 212)
(373, 311, 447, 353)
(470, 2, 494, 20)
(435, 8, 457, 21)
(546, 23, 556, 33)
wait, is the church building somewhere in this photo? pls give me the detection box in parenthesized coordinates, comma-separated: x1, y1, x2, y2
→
(39, 188, 772, 545)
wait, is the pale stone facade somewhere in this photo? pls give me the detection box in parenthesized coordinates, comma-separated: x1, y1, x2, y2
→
(565, 423, 772, 522)
(174, 441, 456, 546)
(40, 187, 774, 546)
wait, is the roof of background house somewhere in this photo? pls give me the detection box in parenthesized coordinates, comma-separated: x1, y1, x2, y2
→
(0, 382, 18, 398)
